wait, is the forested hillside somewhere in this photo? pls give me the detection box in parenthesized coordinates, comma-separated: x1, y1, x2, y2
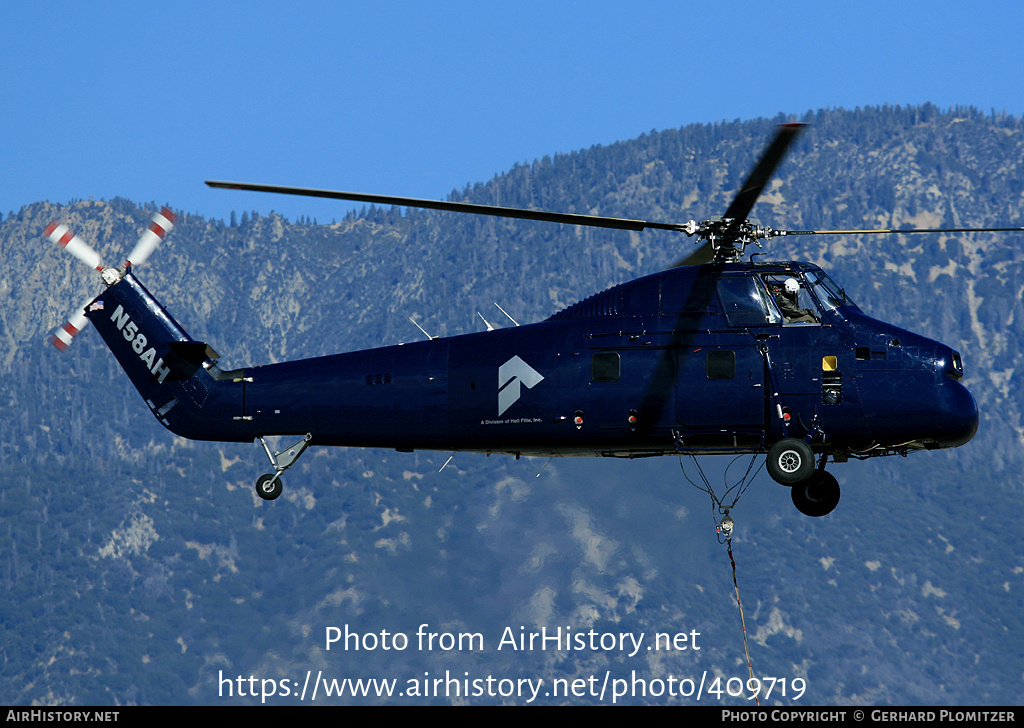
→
(1, 105, 1022, 705)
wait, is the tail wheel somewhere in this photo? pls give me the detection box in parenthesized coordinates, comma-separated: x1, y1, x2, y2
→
(766, 438, 815, 485)
(256, 474, 283, 501)
(791, 470, 841, 517)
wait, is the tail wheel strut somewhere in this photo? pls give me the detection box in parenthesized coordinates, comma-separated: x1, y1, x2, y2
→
(255, 433, 312, 501)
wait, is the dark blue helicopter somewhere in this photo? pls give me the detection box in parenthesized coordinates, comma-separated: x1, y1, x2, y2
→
(49, 124, 1001, 516)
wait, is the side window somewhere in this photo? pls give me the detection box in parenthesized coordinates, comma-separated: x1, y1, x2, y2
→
(805, 270, 857, 311)
(717, 277, 769, 327)
(591, 352, 620, 382)
(707, 350, 736, 379)
(765, 274, 822, 325)
(755, 278, 783, 324)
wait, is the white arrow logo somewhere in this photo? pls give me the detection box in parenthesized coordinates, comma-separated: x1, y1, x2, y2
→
(497, 355, 544, 416)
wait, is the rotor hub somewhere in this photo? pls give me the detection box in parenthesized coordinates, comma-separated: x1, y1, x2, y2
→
(685, 217, 780, 262)
(101, 267, 124, 286)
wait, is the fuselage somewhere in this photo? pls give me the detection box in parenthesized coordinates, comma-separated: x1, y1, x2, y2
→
(89, 262, 978, 461)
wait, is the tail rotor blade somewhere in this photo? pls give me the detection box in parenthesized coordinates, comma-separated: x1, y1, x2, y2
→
(51, 301, 93, 351)
(126, 206, 177, 267)
(44, 221, 104, 271)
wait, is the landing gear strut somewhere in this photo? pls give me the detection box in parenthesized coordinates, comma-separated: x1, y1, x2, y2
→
(255, 433, 312, 501)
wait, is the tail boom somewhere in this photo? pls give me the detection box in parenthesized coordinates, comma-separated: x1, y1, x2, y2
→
(86, 271, 250, 443)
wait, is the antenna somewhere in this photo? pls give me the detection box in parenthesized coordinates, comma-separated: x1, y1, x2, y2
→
(408, 316, 436, 340)
(477, 312, 495, 331)
(494, 302, 519, 326)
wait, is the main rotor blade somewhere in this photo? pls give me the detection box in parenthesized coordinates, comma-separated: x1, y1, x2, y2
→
(723, 123, 805, 222)
(671, 241, 716, 268)
(206, 180, 687, 233)
(783, 225, 1024, 236)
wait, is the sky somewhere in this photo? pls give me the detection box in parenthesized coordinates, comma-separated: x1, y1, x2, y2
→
(5, 1, 1024, 226)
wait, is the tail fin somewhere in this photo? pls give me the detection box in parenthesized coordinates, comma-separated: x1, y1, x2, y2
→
(86, 270, 249, 442)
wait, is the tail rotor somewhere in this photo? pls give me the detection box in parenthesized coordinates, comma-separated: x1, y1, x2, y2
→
(45, 206, 177, 350)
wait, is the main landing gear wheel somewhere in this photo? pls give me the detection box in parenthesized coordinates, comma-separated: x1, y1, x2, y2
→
(256, 474, 283, 501)
(766, 438, 815, 485)
(790, 470, 841, 517)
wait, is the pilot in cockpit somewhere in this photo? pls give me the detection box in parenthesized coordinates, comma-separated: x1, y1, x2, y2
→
(776, 278, 819, 323)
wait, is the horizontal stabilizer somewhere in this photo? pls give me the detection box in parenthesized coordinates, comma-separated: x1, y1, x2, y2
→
(163, 341, 221, 380)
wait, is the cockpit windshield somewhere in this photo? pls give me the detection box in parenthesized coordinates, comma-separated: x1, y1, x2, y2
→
(804, 270, 857, 311)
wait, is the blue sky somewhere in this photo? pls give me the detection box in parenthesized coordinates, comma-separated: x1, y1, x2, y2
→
(5, 1, 1024, 225)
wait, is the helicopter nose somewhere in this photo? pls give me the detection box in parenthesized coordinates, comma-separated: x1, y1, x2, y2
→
(932, 379, 979, 448)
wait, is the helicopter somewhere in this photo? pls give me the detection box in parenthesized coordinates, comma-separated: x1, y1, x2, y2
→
(47, 123, 1009, 516)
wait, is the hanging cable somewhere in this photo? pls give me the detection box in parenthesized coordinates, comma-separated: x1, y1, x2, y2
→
(678, 453, 763, 534)
(724, 521, 759, 707)
(678, 454, 763, 705)
(720, 453, 765, 510)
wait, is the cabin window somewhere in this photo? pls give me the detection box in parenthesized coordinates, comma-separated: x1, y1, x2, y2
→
(592, 352, 621, 382)
(763, 274, 823, 324)
(855, 347, 886, 361)
(706, 350, 736, 380)
(755, 278, 784, 324)
(718, 277, 770, 327)
(805, 270, 857, 311)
